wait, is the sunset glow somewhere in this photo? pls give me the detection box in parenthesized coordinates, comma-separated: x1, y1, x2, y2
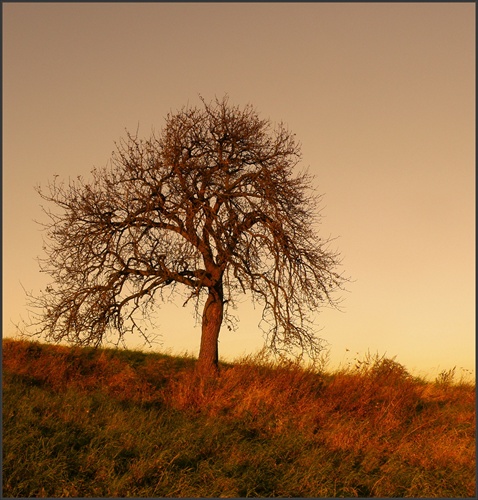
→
(3, 3, 475, 379)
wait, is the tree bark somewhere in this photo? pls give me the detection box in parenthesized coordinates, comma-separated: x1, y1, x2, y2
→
(197, 280, 224, 377)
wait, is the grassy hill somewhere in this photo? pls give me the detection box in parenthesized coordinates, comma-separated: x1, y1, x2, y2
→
(2, 338, 475, 497)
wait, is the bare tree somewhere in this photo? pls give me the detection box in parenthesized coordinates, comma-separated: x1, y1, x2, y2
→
(24, 96, 346, 376)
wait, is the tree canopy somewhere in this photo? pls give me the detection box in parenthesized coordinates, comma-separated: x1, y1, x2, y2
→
(25, 96, 346, 374)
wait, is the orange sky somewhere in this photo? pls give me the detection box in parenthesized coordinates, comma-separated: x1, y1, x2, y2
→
(3, 3, 475, 379)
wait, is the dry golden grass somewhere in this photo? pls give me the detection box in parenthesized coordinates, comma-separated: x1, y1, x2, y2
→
(3, 338, 475, 497)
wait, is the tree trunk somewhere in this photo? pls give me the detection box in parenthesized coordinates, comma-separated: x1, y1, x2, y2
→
(197, 280, 224, 377)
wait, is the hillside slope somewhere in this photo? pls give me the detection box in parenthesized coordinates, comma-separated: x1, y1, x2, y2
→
(3, 338, 475, 497)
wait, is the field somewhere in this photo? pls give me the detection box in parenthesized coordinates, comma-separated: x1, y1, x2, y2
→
(2, 338, 475, 497)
